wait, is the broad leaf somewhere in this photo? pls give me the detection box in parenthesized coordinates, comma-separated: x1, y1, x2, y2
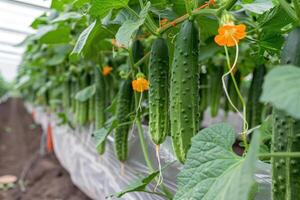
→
(115, 2, 150, 47)
(51, 12, 82, 23)
(51, 0, 73, 11)
(174, 123, 259, 200)
(93, 128, 110, 151)
(89, 0, 129, 18)
(45, 54, 66, 66)
(33, 25, 71, 44)
(260, 65, 300, 119)
(75, 85, 96, 102)
(242, 0, 274, 14)
(71, 21, 111, 60)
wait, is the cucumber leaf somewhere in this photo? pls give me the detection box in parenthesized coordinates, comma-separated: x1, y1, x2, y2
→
(174, 123, 259, 200)
(260, 65, 300, 119)
(115, 2, 151, 47)
(89, 0, 129, 18)
(75, 84, 96, 102)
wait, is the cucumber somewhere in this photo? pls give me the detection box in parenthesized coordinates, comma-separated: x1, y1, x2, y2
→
(78, 75, 88, 126)
(209, 65, 223, 117)
(62, 80, 71, 111)
(95, 66, 106, 154)
(114, 79, 134, 161)
(246, 65, 266, 128)
(149, 37, 169, 145)
(170, 20, 200, 163)
(272, 27, 300, 200)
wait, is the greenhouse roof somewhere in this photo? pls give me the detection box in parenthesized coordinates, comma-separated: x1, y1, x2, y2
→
(0, 0, 50, 81)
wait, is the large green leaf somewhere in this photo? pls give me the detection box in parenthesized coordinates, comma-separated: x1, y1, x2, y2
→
(260, 65, 300, 119)
(71, 21, 111, 60)
(51, 0, 73, 11)
(89, 0, 129, 18)
(115, 2, 150, 47)
(75, 84, 96, 102)
(174, 123, 259, 200)
(242, 0, 274, 14)
(51, 12, 82, 23)
(33, 25, 71, 44)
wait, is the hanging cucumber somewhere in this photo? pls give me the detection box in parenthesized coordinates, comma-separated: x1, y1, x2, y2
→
(272, 27, 300, 200)
(246, 65, 266, 128)
(209, 65, 223, 117)
(62, 79, 71, 111)
(170, 20, 200, 163)
(149, 37, 169, 145)
(95, 66, 106, 154)
(78, 74, 89, 126)
(114, 79, 134, 161)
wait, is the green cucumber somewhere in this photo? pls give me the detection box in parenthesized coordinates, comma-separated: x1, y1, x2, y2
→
(114, 79, 134, 161)
(78, 75, 88, 126)
(209, 65, 223, 117)
(149, 37, 170, 145)
(272, 27, 300, 200)
(170, 20, 200, 163)
(63, 80, 71, 111)
(95, 66, 106, 154)
(246, 65, 266, 128)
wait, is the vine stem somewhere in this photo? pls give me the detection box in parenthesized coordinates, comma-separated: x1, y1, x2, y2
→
(278, 0, 299, 23)
(259, 152, 300, 158)
(128, 48, 154, 172)
(129, 46, 173, 199)
(223, 42, 249, 151)
(293, 0, 300, 22)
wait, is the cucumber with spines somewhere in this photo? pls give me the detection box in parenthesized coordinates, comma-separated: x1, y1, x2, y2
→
(170, 20, 200, 163)
(95, 66, 106, 154)
(114, 79, 134, 161)
(272, 27, 300, 200)
(149, 37, 169, 145)
(246, 65, 266, 128)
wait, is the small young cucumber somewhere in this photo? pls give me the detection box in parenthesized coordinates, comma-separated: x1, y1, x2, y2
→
(170, 20, 200, 163)
(272, 27, 300, 200)
(246, 65, 266, 128)
(209, 65, 223, 117)
(95, 66, 106, 154)
(62, 80, 71, 111)
(78, 75, 88, 126)
(149, 37, 169, 145)
(114, 79, 134, 161)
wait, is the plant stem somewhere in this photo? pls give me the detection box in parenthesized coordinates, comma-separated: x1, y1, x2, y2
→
(129, 48, 154, 171)
(224, 46, 249, 151)
(279, 0, 299, 23)
(185, 0, 193, 15)
(224, 0, 238, 10)
(259, 152, 300, 159)
(293, 0, 300, 22)
(134, 52, 150, 68)
(157, 9, 217, 34)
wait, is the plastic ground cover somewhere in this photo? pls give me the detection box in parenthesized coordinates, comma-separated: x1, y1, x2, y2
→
(25, 103, 271, 200)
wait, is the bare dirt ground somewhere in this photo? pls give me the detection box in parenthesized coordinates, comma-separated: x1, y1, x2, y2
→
(0, 98, 91, 200)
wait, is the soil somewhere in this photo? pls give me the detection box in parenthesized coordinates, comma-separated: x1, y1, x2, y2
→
(0, 98, 91, 200)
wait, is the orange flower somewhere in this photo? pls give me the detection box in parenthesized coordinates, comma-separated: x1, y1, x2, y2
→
(102, 66, 112, 76)
(214, 24, 246, 47)
(132, 77, 149, 92)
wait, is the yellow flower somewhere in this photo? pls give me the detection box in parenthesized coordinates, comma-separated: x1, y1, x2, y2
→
(214, 24, 246, 47)
(102, 66, 112, 76)
(132, 77, 149, 92)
